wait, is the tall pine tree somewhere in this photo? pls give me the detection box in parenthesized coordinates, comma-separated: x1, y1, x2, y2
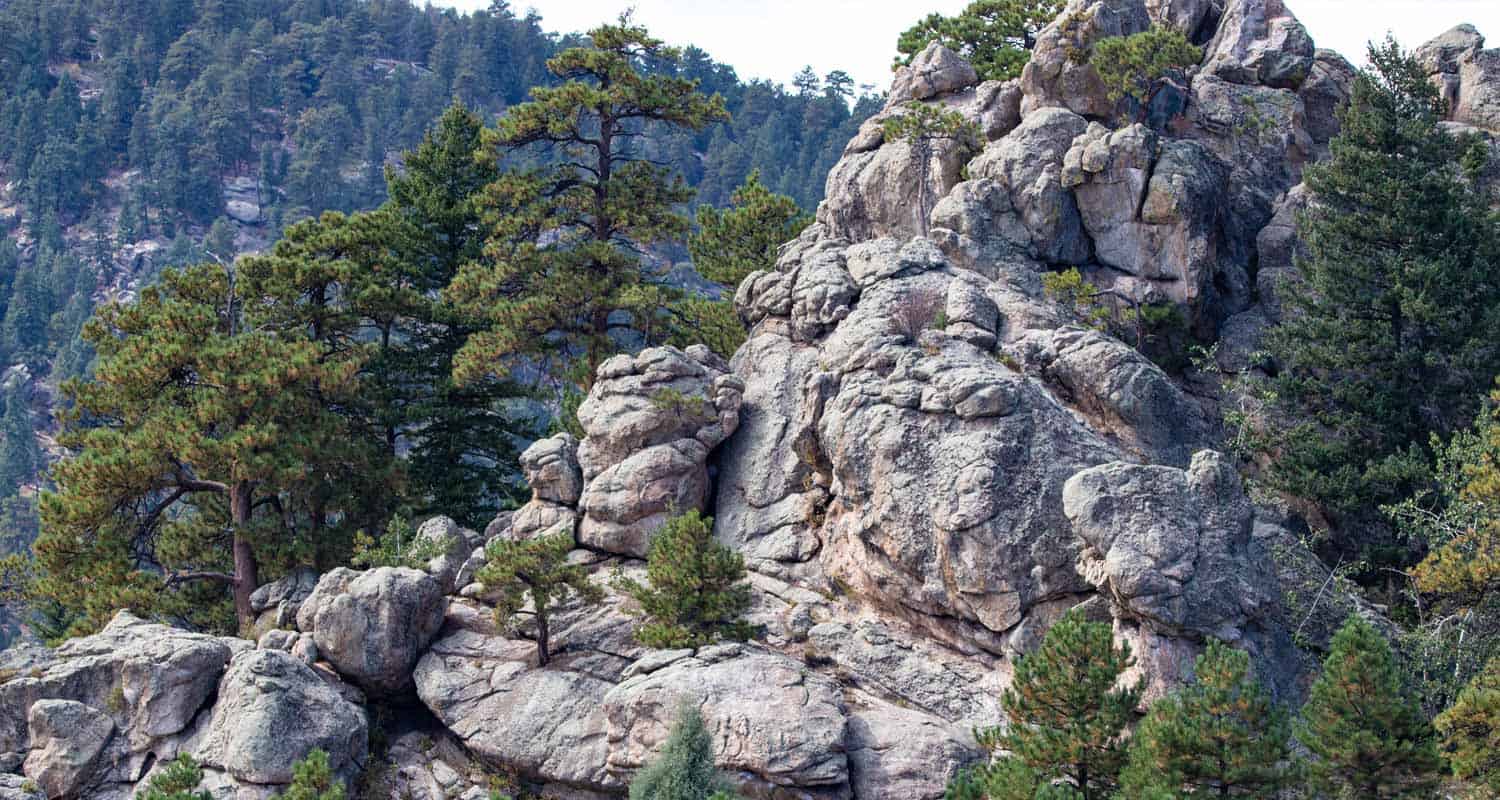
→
(1297, 615, 1442, 799)
(33, 263, 371, 634)
(1258, 37, 1500, 576)
(1118, 640, 1293, 798)
(971, 611, 1140, 800)
(446, 15, 729, 392)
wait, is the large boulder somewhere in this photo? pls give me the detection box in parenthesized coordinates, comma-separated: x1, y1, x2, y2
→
(295, 567, 445, 694)
(249, 567, 320, 632)
(818, 119, 976, 243)
(413, 516, 484, 593)
(416, 626, 617, 792)
(845, 705, 979, 800)
(1201, 0, 1314, 89)
(0, 612, 238, 772)
(575, 345, 744, 557)
(889, 43, 980, 104)
(960, 106, 1092, 265)
(21, 700, 114, 799)
(603, 645, 850, 797)
(194, 649, 367, 787)
(1063, 451, 1278, 639)
(1020, 0, 1153, 119)
(1062, 124, 1227, 311)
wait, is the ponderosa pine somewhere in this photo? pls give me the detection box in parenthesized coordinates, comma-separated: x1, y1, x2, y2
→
(1297, 615, 1443, 799)
(33, 263, 369, 634)
(1118, 640, 1293, 798)
(446, 15, 729, 392)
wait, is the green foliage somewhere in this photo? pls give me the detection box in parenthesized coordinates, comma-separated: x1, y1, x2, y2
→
(0, 383, 40, 497)
(613, 511, 754, 650)
(1297, 615, 1442, 799)
(1386, 388, 1500, 712)
(277, 749, 345, 800)
(350, 515, 449, 571)
(240, 103, 538, 529)
(137, 753, 211, 800)
(32, 262, 372, 635)
(447, 17, 730, 392)
(968, 611, 1139, 800)
(667, 299, 747, 362)
(1041, 268, 1190, 371)
(1258, 38, 1500, 583)
(690, 171, 810, 289)
(895, 0, 1065, 82)
(1118, 640, 1294, 798)
(881, 102, 982, 235)
(1090, 27, 1201, 118)
(628, 703, 739, 800)
(477, 530, 603, 666)
(1435, 658, 1500, 795)
(945, 757, 1081, 799)
(881, 102, 982, 149)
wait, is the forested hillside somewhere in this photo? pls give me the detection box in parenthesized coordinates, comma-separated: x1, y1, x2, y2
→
(0, 0, 880, 617)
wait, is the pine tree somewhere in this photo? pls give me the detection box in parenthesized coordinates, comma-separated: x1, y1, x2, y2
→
(946, 757, 1082, 800)
(1297, 615, 1442, 799)
(0, 383, 40, 497)
(1258, 38, 1500, 573)
(446, 15, 730, 391)
(138, 753, 212, 800)
(1118, 640, 1293, 798)
(32, 263, 369, 635)
(278, 749, 346, 800)
(1089, 27, 1202, 122)
(476, 530, 602, 666)
(689, 171, 810, 289)
(628, 703, 738, 800)
(612, 510, 754, 650)
(895, 0, 1064, 82)
(979, 611, 1139, 800)
(1434, 657, 1500, 796)
(378, 102, 536, 525)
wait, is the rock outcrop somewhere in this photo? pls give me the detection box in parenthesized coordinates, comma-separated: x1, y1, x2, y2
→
(575, 345, 744, 557)
(296, 567, 445, 695)
(11, 4, 1494, 800)
(0, 612, 367, 799)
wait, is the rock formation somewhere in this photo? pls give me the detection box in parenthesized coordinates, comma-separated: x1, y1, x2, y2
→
(5, 4, 1500, 800)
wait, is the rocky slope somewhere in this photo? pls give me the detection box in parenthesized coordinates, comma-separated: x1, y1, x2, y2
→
(3, 3, 1500, 799)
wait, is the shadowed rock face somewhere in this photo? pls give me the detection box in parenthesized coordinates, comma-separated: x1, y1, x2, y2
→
(11, 6, 1498, 800)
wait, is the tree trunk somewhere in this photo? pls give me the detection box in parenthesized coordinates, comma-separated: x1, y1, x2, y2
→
(536, 603, 551, 666)
(230, 482, 259, 632)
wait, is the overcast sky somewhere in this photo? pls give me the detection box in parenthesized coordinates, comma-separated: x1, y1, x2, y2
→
(433, 1, 1500, 93)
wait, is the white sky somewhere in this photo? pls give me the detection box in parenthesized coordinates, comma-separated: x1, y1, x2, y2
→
(435, 1, 1500, 93)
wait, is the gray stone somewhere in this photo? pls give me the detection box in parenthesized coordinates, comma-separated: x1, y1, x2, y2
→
(1063, 450, 1278, 638)
(1202, 0, 1314, 89)
(575, 346, 743, 557)
(195, 649, 367, 787)
(845, 704, 979, 800)
(295, 567, 445, 694)
(521, 434, 584, 505)
(965, 106, 1091, 265)
(603, 648, 849, 795)
(415, 516, 484, 593)
(22, 700, 114, 799)
(889, 43, 979, 104)
(1020, 0, 1153, 119)
(0, 612, 236, 766)
(415, 628, 617, 791)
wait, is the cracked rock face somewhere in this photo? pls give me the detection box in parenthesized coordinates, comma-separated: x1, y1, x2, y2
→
(575, 345, 744, 557)
(295, 567, 446, 695)
(0, 612, 370, 799)
(194, 649, 368, 787)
